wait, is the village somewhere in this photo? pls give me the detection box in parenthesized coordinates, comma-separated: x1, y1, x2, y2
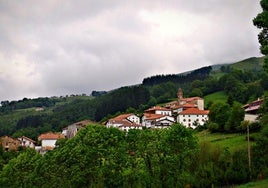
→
(0, 88, 263, 154)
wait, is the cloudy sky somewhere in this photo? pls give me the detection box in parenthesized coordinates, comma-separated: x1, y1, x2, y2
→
(0, 0, 262, 101)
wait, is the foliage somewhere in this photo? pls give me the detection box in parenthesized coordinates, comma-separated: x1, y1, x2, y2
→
(0, 124, 199, 187)
(208, 102, 245, 133)
(94, 85, 150, 121)
(0, 149, 41, 188)
(142, 66, 212, 86)
(253, 0, 268, 73)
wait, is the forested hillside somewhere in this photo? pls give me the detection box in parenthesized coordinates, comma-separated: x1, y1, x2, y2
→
(0, 56, 266, 140)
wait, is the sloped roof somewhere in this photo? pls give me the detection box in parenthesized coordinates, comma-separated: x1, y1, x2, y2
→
(108, 119, 141, 127)
(38, 132, 65, 141)
(179, 108, 209, 115)
(108, 113, 140, 127)
(111, 113, 134, 121)
(18, 136, 36, 143)
(74, 119, 93, 127)
(145, 106, 170, 112)
(143, 113, 165, 120)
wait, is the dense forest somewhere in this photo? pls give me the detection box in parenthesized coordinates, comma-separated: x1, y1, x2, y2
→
(142, 66, 212, 86)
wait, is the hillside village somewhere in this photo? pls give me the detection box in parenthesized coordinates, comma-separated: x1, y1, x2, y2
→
(0, 88, 263, 154)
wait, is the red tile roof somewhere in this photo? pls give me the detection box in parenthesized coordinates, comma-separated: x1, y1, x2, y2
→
(185, 97, 203, 102)
(108, 119, 141, 127)
(111, 113, 134, 121)
(179, 108, 209, 115)
(143, 113, 165, 120)
(145, 106, 170, 112)
(38, 132, 65, 140)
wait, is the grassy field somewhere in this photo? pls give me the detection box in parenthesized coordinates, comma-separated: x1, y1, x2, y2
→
(204, 91, 228, 106)
(230, 57, 264, 72)
(236, 179, 268, 188)
(195, 130, 256, 153)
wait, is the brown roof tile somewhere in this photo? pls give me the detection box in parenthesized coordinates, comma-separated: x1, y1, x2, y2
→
(38, 132, 65, 140)
(179, 108, 209, 115)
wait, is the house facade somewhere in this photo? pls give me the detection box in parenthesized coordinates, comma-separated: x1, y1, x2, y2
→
(145, 106, 172, 116)
(142, 113, 175, 129)
(38, 132, 65, 150)
(64, 120, 93, 139)
(243, 98, 263, 114)
(18, 136, 35, 148)
(106, 113, 142, 132)
(0, 136, 20, 151)
(177, 108, 209, 129)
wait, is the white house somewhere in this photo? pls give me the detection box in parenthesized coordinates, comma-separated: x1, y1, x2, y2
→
(145, 106, 172, 116)
(118, 123, 143, 132)
(177, 108, 209, 129)
(18, 136, 35, 148)
(244, 114, 259, 122)
(106, 113, 142, 132)
(142, 113, 175, 129)
(38, 132, 65, 150)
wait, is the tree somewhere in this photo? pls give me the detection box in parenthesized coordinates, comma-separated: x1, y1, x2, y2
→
(0, 149, 41, 187)
(225, 103, 245, 132)
(208, 103, 231, 132)
(253, 0, 268, 73)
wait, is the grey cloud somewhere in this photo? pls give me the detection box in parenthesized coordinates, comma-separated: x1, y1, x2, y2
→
(0, 0, 263, 101)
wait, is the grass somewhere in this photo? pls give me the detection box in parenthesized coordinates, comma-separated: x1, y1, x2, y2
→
(204, 91, 228, 107)
(231, 57, 264, 71)
(236, 179, 268, 188)
(195, 130, 256, 153)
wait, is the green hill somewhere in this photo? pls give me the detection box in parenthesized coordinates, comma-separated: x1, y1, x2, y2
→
(230, 56, 264, 71)
(204, 91, 228, 106)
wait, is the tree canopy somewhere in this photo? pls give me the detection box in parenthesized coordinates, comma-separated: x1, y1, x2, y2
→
(253, 0, 268, 73)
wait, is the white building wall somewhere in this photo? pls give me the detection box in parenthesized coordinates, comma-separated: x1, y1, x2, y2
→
(42, 139, 57, 148)
(197, 99, 204, 110)
(177, 114, 208, 129)
(244, 114, 259, 122)
(127, 115, 140, 124)
(155, 110, 172, 116)
(106, 122, 122, 128)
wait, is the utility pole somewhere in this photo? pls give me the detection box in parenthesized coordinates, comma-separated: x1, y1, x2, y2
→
(247, 123, 252, 180)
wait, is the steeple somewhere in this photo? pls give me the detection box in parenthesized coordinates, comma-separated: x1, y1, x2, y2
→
(177, 88, 183, 101)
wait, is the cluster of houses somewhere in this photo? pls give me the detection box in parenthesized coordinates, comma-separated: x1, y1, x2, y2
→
(0, 120, 92, 154)
(0, 88, 264, 154)
(106, 88, 209, 131)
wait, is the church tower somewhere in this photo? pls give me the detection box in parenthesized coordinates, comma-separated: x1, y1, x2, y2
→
(177, 88, 183, 101)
